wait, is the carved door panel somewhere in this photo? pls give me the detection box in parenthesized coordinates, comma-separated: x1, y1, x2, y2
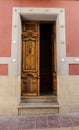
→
(21, 21, 40, 96)
(51, 22, 57, 95)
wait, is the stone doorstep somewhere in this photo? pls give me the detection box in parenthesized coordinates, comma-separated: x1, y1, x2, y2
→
(18, 102, 59, 108)
(21, 95, 57, 103)
(18, 102, 60, 115)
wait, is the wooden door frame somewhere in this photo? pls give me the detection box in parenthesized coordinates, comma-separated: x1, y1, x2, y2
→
(12, 7, 66, 104)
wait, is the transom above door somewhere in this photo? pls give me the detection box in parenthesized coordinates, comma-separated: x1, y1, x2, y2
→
(21, 21, 57, 96)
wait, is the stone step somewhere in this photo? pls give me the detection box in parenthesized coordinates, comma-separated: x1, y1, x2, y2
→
(18, 102, 59, 115)
(21, 95, 57, 103)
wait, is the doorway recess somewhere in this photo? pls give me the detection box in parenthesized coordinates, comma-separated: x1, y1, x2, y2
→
(12, 7, 66, 104)
(21, 21, 56, 97)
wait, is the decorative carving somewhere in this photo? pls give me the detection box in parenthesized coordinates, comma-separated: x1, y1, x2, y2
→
(22, 21, 38, 32)
(23, 39, 36, 70)
(22, 32, 38, 41)
(21, 73, 38, 96)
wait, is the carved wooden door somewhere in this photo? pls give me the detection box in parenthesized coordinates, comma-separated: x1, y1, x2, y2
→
(51, 22, 57, 95)
(21, 21, 40, 96)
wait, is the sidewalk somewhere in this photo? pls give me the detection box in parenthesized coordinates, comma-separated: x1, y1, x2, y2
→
(0, 112, 79, 130)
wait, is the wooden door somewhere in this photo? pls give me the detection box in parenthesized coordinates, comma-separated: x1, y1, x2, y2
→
(21, 21, 40, 96)
(51, 22, 57, 95)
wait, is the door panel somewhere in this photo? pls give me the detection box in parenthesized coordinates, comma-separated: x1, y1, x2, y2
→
(22, 36, 37, 71)
(21, 21, 39, 96)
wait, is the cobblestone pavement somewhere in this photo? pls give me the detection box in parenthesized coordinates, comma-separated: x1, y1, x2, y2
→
(0, 113, 79, 130)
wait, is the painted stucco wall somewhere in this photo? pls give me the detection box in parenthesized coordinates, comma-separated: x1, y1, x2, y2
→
(0, 0, 79, 74)
(0, 0, 79, 115)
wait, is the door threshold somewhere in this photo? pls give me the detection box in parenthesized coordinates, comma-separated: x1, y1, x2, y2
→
(21, 95, 57, 103)
(18, 102, 59, 108)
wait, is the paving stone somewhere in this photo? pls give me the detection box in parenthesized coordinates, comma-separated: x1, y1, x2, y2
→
(58, 115, 74, 127)
(0, 113, 79, 129)
(70, 115, 79, 126)
(36, 121, 48, 129)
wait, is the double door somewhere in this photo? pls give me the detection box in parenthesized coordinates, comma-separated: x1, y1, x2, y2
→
(21, 21, 57, 96)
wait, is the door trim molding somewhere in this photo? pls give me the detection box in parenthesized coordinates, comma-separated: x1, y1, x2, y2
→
(11, 7, 66, 104)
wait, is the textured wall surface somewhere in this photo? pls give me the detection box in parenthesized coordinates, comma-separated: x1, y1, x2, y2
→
(58, 76, 79, 113)
(0, 76, 18, 115)
(0, 0, 79, 115)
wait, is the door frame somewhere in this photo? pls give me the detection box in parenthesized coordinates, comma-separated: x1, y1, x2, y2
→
(12, 7, 66, 104)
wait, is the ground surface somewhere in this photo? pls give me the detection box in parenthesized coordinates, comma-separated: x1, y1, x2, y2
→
(0, 112, 79, 130)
